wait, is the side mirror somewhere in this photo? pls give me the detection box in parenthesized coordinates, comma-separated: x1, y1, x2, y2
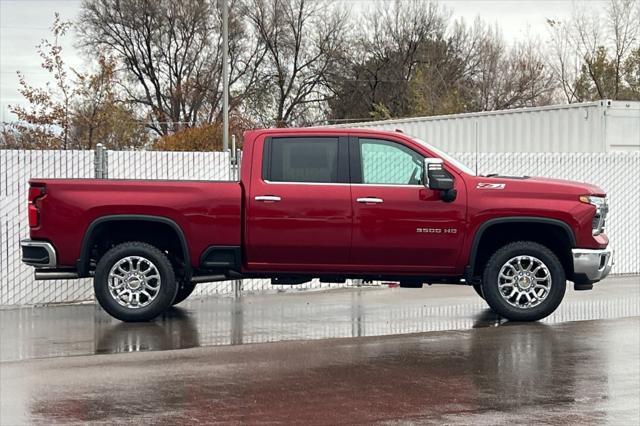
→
(423, 158, 454, 191)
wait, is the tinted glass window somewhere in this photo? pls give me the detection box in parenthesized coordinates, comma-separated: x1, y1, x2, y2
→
(360, 138, 423, 185)
(269, 137, 339, 183)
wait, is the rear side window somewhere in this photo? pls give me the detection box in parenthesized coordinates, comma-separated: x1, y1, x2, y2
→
(265, 137, 339, 183)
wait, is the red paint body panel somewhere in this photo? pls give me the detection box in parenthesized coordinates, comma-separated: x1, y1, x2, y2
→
(246, 181, 352, 269)
(462, 175, 608, 254)
(349, 184, 467, 274)
(29, 179, 241, 267)
(244, 133, 352, 271)
(28, 127, 608, 279)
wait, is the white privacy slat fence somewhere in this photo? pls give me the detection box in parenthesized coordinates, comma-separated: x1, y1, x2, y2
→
(1, 150, 96, 306)
(1, 149, 638, 306)
(107, 150, 233, 181)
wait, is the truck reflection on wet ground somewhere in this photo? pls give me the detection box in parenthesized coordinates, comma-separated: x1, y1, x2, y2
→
(0, 276, 638, 361)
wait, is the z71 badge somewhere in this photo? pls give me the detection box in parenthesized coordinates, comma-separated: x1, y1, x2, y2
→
(477, 182, 506, 189)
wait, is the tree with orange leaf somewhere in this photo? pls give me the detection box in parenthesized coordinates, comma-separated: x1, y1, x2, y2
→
(8, 14, 73, 149)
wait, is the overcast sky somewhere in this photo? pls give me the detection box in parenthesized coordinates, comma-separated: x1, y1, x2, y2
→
(0, 0, 606, 123)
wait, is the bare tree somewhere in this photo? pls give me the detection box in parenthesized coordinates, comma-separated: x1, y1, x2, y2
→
(244, 0, 350, 126)
(329, 5, 556, 122)
(328, 0, 450, 121)
(79, 0, 264, 136)
(607, 0, 639, 98)
(547, 0, 639, 102)
(547, 18, 582, 102)
(472, 25, 556, 110)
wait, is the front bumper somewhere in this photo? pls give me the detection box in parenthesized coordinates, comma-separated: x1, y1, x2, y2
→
(21, 239, 57, 267)
(572, 247, 613, 284)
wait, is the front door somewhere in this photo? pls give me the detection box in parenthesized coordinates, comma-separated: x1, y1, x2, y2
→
(246, 135, 352, 272)
(349, 137, 466, 274)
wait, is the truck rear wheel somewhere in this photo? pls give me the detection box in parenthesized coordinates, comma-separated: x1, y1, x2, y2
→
(172, 281, 196, 306)
(94, 242, 178, 322)
(481, 241, 566, 322)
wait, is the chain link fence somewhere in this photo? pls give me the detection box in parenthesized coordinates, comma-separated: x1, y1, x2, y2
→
(2, 150, 95, 305)
(1, 148, 638, 306)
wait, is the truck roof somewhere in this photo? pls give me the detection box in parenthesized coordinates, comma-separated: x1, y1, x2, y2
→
(244, 127, 407, 140)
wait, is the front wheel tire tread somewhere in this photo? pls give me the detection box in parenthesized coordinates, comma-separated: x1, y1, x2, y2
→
(481, 241, 566, 322)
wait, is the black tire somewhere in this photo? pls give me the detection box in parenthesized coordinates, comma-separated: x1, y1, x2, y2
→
(172, 280, 196, 306)
(481, 241, 566, 322)
(94, 241, 178, 322)
(472, 283, 485, 299)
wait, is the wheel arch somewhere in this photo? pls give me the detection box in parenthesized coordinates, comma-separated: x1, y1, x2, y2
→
(465, 217, 576, 279)
(78, 214, 191, 279)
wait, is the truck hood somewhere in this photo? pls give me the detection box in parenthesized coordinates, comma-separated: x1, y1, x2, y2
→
(473, 175, 605, 197)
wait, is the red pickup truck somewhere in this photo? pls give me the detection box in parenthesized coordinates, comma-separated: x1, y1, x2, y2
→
(21, 128, 613, 322)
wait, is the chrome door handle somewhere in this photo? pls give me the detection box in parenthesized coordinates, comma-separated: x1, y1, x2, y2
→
(357, 197, 383, 204)
(255, 195, 281, 202)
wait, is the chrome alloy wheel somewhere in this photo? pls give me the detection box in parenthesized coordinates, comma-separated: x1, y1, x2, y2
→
(108, 256, 161, 309)
(497, 255, 552, 309)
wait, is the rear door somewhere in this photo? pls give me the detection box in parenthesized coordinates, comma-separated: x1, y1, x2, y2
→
(245, 135, 352, 271)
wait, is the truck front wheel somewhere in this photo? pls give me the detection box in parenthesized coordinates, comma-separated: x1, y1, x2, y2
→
(481, 241, 566, 322)
(94, 242, 178, 322)
(472, 283, 485, 299)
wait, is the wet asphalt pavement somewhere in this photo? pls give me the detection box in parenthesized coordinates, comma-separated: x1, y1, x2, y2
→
(1, 276, 639, 424)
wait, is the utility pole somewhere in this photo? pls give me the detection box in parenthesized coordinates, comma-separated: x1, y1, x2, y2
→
(222, 0, 229, 152)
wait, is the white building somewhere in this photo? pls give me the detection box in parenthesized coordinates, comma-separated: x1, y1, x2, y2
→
(336, 100, 640, 153)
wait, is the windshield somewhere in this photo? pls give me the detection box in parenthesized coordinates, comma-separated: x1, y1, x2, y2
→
(411, 137, 476, 176)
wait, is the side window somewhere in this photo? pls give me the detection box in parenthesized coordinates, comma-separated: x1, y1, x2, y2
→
(267, 137, 339, 183)
(359, 138, 424, 185)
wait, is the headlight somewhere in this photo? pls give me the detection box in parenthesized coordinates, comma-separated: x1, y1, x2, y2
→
(580, 195, 608, 235)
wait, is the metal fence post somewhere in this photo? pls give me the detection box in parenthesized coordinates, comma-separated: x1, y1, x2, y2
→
(94, 144, 103, 178)
(230, 135, 237, 179)
(94, 144, 108, 179)
(235, 148, 241, 178)
(103, 148, 108, 179)
(229, 135, 243, 298)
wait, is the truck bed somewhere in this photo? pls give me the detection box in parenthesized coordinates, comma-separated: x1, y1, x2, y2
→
(29, 178, 242, 268)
